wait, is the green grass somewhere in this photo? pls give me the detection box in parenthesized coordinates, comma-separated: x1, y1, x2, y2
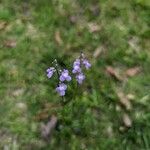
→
(0, 0, 150, 149)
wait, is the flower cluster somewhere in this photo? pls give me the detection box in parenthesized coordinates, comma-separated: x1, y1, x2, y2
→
(72, 53, 91, 84)
(59, 69, 71, 82)
(56, 83, 67, 96)
(46, 60, 71, 96)
(46, 67, 55, 78)
(46, 53, 91, 96)
(57, 69, 72, 96)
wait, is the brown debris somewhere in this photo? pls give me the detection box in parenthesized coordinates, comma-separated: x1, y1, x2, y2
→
(116, 90, 132, 111)
(123, 113, 132, 128)
(125, 67, 141, 77)
(55, 30, 63, 45)
(34, 111, 49, 121)
(93, 46, 104, 58)
(34, 103, 61, 121)
(4, 39, 17, 48)
(41, 115, 58, 140)
(106, 66, 123, 81)
(69, 15, 78, 24)
(0, 21, 7, 30)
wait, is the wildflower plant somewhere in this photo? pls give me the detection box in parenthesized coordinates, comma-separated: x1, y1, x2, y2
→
(72, 53, 91, 84)
(46, 53, 91, 99)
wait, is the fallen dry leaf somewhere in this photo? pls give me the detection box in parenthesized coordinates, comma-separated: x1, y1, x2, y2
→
(34, 111, 49, 121)
(55, 30, 63, 45)
(88, 22, 101, 33)
(0, 21, 7, 30)
(4, 39, 17, 48)
(35, 103, 61, 121)
(125, 67, 141, 77)
(106, 66, 123, 81)
(123, 113, 132, 128)
(69, 15, 78, 24)
(44, 103, 61, 111)
(116, 89, 132, 111)
(93, 46, 104, 58)
(41, 115, 57, 140)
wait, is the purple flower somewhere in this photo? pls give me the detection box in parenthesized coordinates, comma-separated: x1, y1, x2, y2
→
(72, 53, 91, 85)
(72, 59, 81, 73)
(56, 83, 67, 96)
(72, 65, 81, 73)
(76, 73, 85, 84)
(46, 67, 55, 78)
(82, 59, 91, 69)
(73, 59, 80, 66)
(59, 69, 72, 82)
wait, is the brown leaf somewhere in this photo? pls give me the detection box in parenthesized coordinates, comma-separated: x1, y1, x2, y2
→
(41, 115, 57, 140)
(44, 103, 61, 111)
(69, 15, 78, 24)
(88, 22, 101, 33)
(116, 89, 132, 110)
(0, 21, 7, 30)
(35, 103, 61, 121)
(34, 111, 49, 121)
(106, 66, 123, 81)
(93, 46, 103, 58)
(123, 113, 132, 128)
(55, 30, 63, 45)
(4, 39, 17, 48)
(125, 67, 141, 77)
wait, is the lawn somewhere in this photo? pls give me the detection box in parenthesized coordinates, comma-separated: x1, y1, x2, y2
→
(0, 0, 150, 149)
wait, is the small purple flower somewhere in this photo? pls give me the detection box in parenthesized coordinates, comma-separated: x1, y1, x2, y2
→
(72, 65, 81, 74)
(73, 59, 80, 66)
(82, 59, 91, 69)
(59, 69, 72, 82)
(56, 83, 67, 96)
(76, 73, 85, 84)
(72, 53, 91, 85)
(72, 59, 82, 73)
(46, 67, 55, 78)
